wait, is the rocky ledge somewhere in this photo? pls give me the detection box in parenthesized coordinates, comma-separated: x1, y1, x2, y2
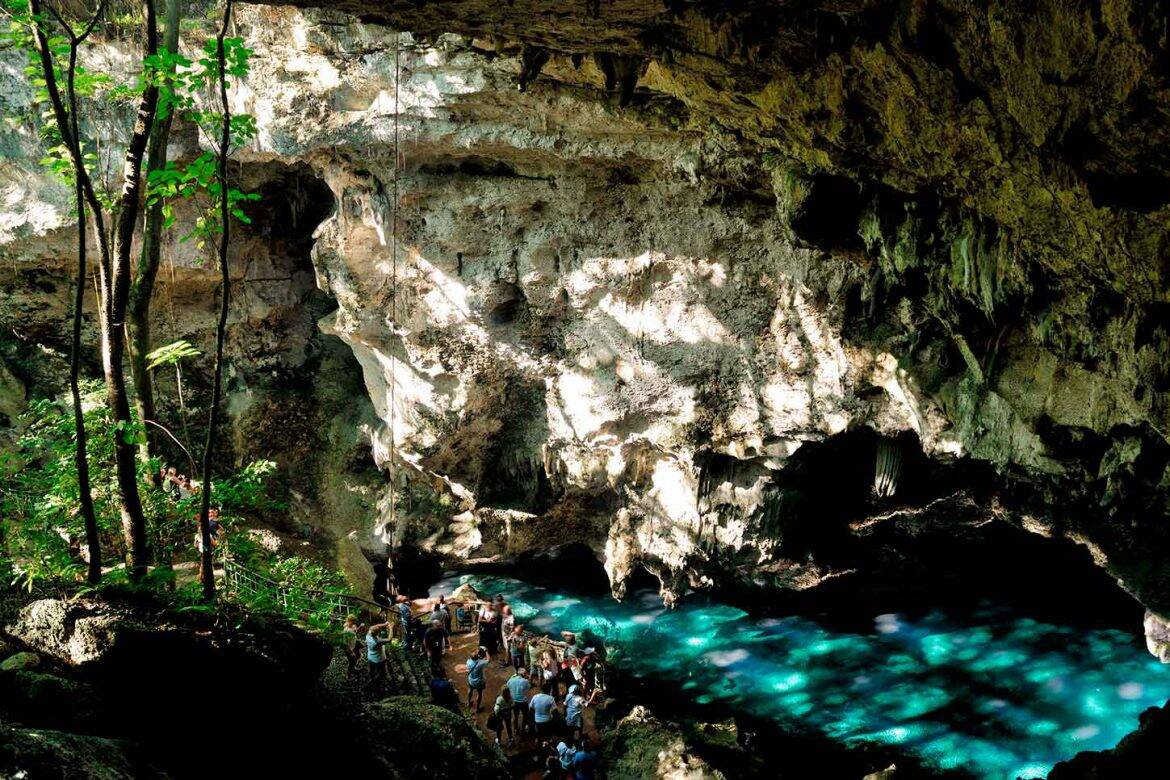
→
(0, 594, 506, 779)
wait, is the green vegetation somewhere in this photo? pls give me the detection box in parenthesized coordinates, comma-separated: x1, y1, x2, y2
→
(0, 0, 286, 605)
(0, 382, 278, 593)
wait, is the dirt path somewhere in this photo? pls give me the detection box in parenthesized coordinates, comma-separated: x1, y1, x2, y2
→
(439, 624, 601, 765)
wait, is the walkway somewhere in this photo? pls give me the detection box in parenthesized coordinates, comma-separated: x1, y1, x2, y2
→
(438, 622, 601, 755)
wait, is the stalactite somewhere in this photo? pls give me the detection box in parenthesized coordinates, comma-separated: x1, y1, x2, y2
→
(593, 52, 645, 107)
(517, 45, 550, 92)
(874, 437, 903, 498)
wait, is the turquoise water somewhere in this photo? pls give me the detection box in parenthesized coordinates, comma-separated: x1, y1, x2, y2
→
(430, 572, 1170, 779)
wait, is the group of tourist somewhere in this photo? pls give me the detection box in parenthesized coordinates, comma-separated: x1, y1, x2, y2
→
(156, 465, 224, 553)
(159, 466, 200, 500)
(343, 585, 605, 777)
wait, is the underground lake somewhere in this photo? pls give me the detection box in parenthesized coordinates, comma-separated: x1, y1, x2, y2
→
(431, 571, 1170, 779)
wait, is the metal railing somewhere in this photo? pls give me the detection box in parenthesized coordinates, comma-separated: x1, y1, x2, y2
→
(221, 553, 386, 623)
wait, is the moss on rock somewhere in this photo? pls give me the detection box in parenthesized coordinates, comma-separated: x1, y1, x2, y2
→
(357, 696, 509, 779)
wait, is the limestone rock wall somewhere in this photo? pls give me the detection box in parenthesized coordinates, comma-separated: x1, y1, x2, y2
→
(2, 2, 1169, 618)
(223, 7, 973, 600)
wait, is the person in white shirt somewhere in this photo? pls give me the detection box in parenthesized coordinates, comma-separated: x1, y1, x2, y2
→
(365, 622, 392, 693)
(499, 605, 516, 667)
(477, 601, 500, 654)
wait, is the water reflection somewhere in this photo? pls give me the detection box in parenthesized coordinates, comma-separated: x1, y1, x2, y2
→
(430, 573, 1170, 778)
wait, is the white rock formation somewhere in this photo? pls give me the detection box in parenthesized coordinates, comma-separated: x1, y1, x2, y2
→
(226, 7, 955, 598)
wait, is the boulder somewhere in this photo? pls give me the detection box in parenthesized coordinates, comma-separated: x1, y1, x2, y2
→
(0, 723, 141, 779)
(6, 599, 122, 666)
(356, 696, 508, 779)
(451, 582, 486, 604)
(603, 705, 725, 780)
(0, 671, 97, 729)
(0, 651, 40, 671)
(1144, 611, 1170, 663)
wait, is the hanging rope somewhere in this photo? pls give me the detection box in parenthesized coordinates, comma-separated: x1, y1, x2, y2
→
(388, 31, 400, 551)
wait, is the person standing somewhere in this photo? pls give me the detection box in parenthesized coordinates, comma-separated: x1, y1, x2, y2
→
(490, 686, 513, 746)
(395, 595, 414, 651)
(506, 667, 532, 739)
(565, 684, 586, 742)
(422, 618, 448, 677)
(466, 646, 491, 712)
(342, 614, 364, 678)
(365, 622, 392, 694)
(500, 605, 516, 667)
(508, 625, 527, 671)
(528, 684, 558, 740)
(428, 600, 446, 628)
(477, 599, 500, 654)
(539, 648, 560, 699)
(571, 739, 599, 780)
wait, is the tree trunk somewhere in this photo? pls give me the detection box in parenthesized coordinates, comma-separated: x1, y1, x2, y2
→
(27, 0, 108, 584)
(198, 0, 235, 601)
(127, 0, 180, 469)
(66, 42, 101, 585)
(106, 0, 160, 580)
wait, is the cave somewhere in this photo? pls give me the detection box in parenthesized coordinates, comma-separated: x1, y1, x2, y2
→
(4, 1, 1170, 778)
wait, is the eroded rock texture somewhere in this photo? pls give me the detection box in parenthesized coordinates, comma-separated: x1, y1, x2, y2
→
(2, 2, 1169, 622)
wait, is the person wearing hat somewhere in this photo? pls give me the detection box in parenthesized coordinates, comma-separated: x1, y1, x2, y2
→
(565, 683, 586, 741)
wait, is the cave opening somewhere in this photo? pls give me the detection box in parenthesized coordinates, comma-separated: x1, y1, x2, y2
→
(700, 427, 1144, 634)
(240, 162, 336, 263)
(789, 174, 869, 251)
(486, 280, 528, 326)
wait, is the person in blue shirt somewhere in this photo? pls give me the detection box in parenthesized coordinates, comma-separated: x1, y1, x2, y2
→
(528, 684, 558, 739)
(506, 667, 532, 737)
(466, 646, 491, 712)
(557, 740, 575, 771)
(365, 622, 392, 694)
(565, 684, 586, 741)
(571, 740, 599, 780)
(429, 674, 460, 713)
(395, 595, 414, 651)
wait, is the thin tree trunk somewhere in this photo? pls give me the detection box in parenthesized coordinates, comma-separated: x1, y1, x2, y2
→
(127, 0, 180, 469)
(28, 0, 108, 584)
(65, 19, 102, 585)
(198, 0, 234, 601)
(105, 0, 160, 580)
